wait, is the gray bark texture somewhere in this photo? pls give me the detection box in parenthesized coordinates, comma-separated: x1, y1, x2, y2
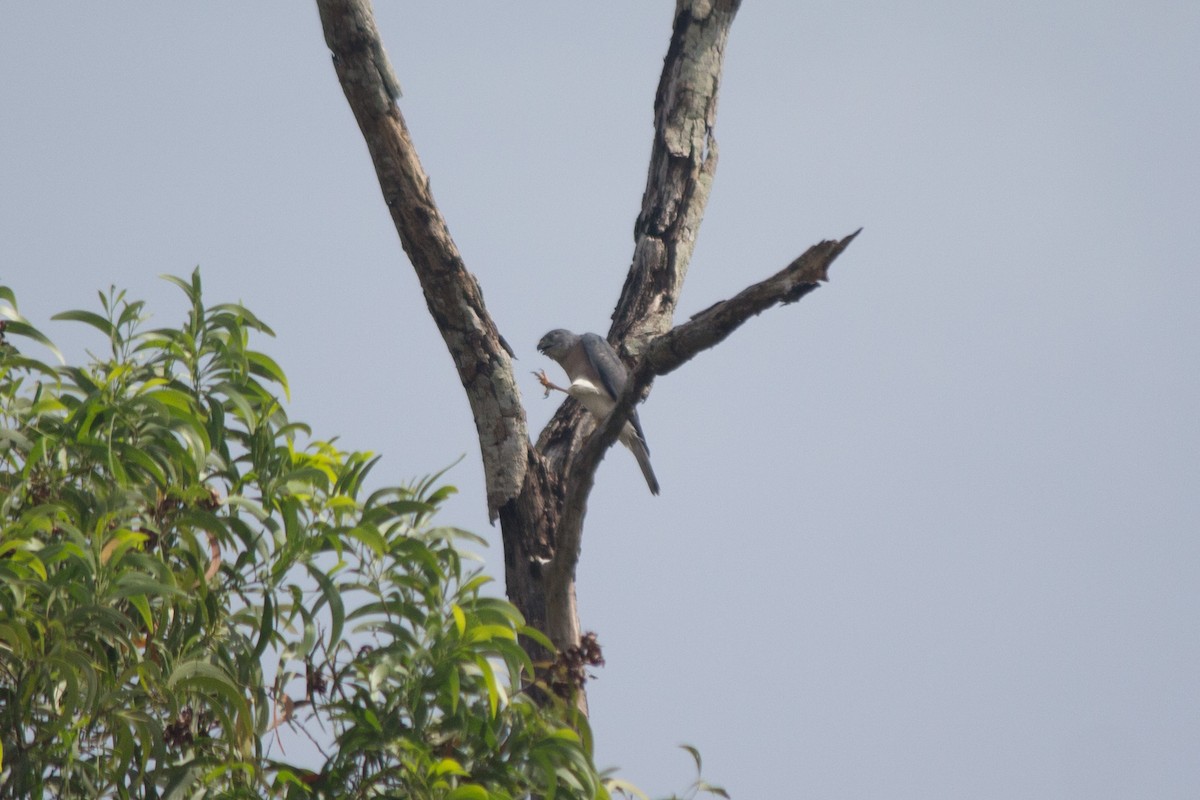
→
(315, 0, 857, 711)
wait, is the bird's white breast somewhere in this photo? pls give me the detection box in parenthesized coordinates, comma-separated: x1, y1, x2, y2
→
(567, 379, 615, 419)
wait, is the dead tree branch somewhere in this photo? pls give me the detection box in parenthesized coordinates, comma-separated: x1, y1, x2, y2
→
(315, 0, 528, 521)
(316, 0, 560, 649)
(649, 230, 861, 376)
(315, 0, 858, 715)
(613, 0, 744, 346)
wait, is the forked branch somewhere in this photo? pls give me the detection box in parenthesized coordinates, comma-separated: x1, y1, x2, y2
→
(316, 0, 859, 697)
(549, 230, 860, 589)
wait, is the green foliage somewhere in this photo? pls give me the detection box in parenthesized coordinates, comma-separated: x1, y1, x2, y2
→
(0, 273, 610, 799)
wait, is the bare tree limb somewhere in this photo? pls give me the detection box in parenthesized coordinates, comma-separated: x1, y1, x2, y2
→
(612, 0, 743, 349)
(648, 230, 861, 376)
(537, 0, 743, 595)
(315, 0, 528, 521)
(316, 0, 563, 664)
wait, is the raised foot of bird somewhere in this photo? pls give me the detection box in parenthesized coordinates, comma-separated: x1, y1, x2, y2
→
(533, 369, 567, 398)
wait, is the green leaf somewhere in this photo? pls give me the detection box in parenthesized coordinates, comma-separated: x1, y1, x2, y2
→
(475, 655, 504, 718)
(0, 317, 63, 363)
(51, 309, 116, 338)
(518, 625, 555, 654)
(445, 785, 489, 800)
(252, 593, 275, 660)
(144, 386, 200, 415)
(346, 524, 386, 556)
(126, 593, 154, 631)
(680, 743, 702, 774)
(159, 272, 197, 302)
(472, 597, 527, 626)
(110, 572, 186, 601)
(432, 758, 470, 778)
(167, 659, 253, 743)
(458, 573, 494, 595)
(463, 624, 518, 645)
(120, 445, 167, 485)
(246, 350, 289, 399)
(0, 549, 48, 582)
(604, 778, 649, 800)
(306, 562, 346, 649)
(696, 781, 730, 798)
(447, 666, 461, 715)
(0, 622, 36, 658)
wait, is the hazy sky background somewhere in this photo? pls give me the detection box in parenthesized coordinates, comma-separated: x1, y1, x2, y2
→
(3, 3, 1198, 798)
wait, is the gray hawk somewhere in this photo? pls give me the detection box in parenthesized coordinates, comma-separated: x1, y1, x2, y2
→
(536, 329, 660, 495)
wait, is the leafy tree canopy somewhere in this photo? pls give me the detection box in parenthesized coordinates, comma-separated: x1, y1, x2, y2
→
(0, 272, 620, 799)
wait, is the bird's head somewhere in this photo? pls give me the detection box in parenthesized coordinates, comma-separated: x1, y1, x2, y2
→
(537, 329, 578, 361)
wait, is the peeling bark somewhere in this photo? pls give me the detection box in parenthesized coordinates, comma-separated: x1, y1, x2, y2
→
(614, 0, 739, 349)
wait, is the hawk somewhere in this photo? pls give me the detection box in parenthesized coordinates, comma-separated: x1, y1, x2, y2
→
(536, 329, 660, 495)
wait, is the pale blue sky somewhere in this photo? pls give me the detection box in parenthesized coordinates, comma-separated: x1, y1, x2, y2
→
(3, 3, 1198, 797)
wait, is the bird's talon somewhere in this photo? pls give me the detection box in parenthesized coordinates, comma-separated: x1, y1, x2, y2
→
(533, 369, 554, 397)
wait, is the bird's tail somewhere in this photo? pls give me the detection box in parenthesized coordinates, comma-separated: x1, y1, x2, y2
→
(627, 436, 660, 496)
